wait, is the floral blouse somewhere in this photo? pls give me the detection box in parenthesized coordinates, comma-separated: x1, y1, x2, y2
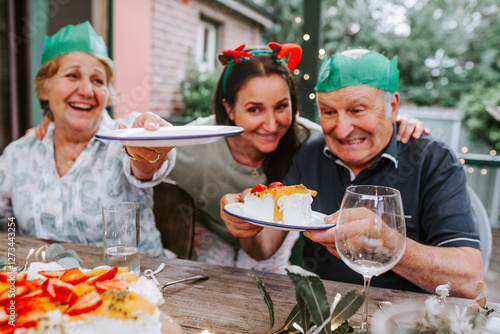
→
(0, 112, 174, 256)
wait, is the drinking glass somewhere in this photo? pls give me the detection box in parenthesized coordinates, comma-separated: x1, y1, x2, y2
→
(102, 202, 140, 275)
(335, 185, 406, 331)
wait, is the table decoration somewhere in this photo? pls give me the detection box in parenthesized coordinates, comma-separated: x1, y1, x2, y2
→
(33, 244, 83, 268)
(251, 264, 365, 334)
(0, 244, 83, 272)
(372, 281, 499, 334)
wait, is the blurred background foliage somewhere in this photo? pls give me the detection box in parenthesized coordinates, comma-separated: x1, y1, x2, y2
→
(180, 0, 499, 148)
(254, 0, 500, 149)
(458, 82, 500, 151)
(178, 66, 219, 121)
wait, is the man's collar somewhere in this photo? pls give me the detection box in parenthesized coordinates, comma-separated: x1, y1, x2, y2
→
(382, 123, 399, 168)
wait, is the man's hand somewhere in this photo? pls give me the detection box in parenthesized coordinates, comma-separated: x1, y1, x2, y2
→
(303, 212, 339, 257)
(305, 208, 404, 261)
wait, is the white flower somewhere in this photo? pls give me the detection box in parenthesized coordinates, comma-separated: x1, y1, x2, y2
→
(424, 295, 444, 316)
(449, 305, 474, 333)
(436, 282, 451, 302)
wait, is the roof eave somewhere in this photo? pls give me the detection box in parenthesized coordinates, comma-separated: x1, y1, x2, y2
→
(214, 0, 276, 29)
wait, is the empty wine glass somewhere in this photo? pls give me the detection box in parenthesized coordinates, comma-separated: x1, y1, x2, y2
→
(335, 185, 406, 331)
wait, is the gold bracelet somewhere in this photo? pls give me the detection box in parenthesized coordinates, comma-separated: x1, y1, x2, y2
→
(147, 153, 161, 164)
(123, 146, 161, 163)
(122, 146, 137, 161)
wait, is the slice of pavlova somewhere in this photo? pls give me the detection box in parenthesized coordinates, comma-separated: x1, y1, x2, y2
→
(0, 262, 181, 334)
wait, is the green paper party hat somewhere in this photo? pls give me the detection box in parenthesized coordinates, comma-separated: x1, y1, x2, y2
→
(315, 50, 399, 93)
(41, 21, 110, 64)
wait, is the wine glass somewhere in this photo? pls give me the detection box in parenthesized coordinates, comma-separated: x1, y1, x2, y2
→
(335, 185, 406, 331)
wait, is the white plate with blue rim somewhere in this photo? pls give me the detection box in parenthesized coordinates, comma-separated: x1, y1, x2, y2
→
(223, 203, 334, 231)
(95, 125, 244, 147)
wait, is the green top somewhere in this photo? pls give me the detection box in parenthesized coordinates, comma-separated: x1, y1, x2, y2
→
(315, 50, 399, 93)
(42, 21, 110, 65)
(169, 115, 322, 248)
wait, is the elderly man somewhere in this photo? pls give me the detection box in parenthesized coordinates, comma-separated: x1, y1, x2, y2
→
(220, 49, 484, 298)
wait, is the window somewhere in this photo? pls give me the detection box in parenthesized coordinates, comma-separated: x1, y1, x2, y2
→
(196, 19, 217, 73)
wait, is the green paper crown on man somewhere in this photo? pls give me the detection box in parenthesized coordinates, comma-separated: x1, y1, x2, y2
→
(315, 50, 399, 93)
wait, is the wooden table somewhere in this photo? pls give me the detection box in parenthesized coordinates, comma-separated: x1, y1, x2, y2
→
(2, 233, 499, 333)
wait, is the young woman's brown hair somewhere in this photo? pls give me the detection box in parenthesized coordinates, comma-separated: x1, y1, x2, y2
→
(214, 49, 310, 182)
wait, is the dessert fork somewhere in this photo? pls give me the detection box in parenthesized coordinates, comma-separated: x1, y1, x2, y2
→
(160, 274, 208, 290)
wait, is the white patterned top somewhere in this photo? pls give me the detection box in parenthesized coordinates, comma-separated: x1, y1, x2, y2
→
(0, 112, 174, 256)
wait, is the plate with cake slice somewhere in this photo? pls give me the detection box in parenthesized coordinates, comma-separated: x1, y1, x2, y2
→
(223, 183, 334, 231)
(223, 202, 333, 231)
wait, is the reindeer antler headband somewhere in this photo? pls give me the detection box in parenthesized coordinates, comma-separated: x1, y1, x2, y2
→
(218, 42, 302, 97)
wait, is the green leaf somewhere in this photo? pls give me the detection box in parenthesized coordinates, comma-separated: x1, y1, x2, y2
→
(273, 304, 301, 333)
(51, 249, 83, 267)
(331, 321, 353, 334)
(331, 289, 365, 329)
(56, 257, 80, 269)
(249, 273, 275, 330)
(45, 243, 66, 260)
(296, 290, 313, 333)
(285, 266, 331, 334)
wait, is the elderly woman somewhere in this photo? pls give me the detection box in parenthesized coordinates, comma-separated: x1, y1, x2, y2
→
(0, 22, 173, 255)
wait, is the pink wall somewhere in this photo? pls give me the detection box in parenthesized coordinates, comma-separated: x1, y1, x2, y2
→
(112, 0, 153, 119)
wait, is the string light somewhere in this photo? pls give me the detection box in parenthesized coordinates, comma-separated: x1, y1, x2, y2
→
(309, 93, 316, 100)
(490, 150, 497, 156)
(295, 17, 302, 23)
(303, 34, 310, 41)
(459, 158, 465, 164)
(317, 50, 326, 59)
(481, 169, 488, 175)
(461, 147, 469, 154)
(293, 69, 300, 75)
(467, 167, 474, 173)
(303, 74, 310, 80)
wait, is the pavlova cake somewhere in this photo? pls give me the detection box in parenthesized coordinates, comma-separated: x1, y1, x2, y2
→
(243, 182, 317, 226)
(0, 262, 180, 334)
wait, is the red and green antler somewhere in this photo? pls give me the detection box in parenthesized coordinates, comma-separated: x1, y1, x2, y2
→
(268, 42, 302, 69)
(221, 44, 254, 63)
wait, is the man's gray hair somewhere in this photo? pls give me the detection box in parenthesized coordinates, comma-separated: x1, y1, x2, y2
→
(382, 90, 395, 119)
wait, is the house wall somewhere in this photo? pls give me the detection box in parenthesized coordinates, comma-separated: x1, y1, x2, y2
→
(150, 0, 264, 118)
(112, 0, 153, 119)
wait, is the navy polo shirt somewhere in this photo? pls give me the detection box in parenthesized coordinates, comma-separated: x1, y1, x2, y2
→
(284, 123, 480, 293)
